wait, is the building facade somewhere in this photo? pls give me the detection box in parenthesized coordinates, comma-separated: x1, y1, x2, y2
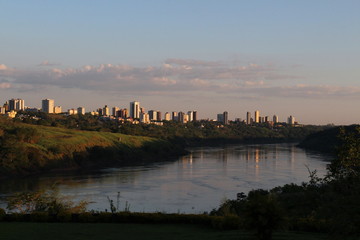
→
(130, 101, 140, 119)
(42, 99, 54, 113)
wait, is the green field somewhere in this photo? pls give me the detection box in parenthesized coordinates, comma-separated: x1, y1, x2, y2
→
(0, 223, 329, 240)
(0, 118, 183, 176)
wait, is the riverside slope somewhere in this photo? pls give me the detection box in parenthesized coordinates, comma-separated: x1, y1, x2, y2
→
(0, 119, 185, 177)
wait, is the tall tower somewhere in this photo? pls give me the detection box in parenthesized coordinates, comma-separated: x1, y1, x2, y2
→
(103, 105, 110, 116)
(130, 101, 140, 119)
(9, 98, 25, 111)
(172, 111, 178, 121)
(273, 115, 278, 123)
(246, 112, 251, 125)
(42, 99, 54, 113)
(255, 110, 260, 123)
(193, 111, 197, 121)
(223, 111, 228, 125)
(288, 115, 295, 125)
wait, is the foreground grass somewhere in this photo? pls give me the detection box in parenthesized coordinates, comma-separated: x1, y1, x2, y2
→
(0, 223, 329, 240)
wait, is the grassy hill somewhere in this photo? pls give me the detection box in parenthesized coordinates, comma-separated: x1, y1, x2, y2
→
(0, 117, 184, 177)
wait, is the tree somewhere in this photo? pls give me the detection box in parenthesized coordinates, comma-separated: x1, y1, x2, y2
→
(244, 190, 284, 240)
(327, 126, 360, 179)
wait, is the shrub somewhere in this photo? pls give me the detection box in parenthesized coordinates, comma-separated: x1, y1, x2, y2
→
(0, 208, 6, 221)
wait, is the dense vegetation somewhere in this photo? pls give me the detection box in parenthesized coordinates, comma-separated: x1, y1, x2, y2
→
(16, 111, 327, 145)
(0, 222, 329, 240)
(211, 126, 360, 239)
(298, 125, 360, 154)
(0, 117, 184, 177)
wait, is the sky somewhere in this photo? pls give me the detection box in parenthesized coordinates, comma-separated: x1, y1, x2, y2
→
(1, 0, 360, 125)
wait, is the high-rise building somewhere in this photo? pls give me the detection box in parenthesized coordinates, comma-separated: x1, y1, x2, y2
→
(178, 112, 185, 123)
(3, 102, 9, 112)
(130, 101, 140, 119)
(193, 111, 197, 121)
(140, 112, 150, 123)
(183, 114, 189, 123)
(172, 111, 178, 121)
(273, 115, 278, 123)
(164, 112, 171, 121)
(103, 105, 110, 116)
(255, 110, 260, 123)
(0, 107, 5, 114)
(78, 107, 85, 115)
(148, 110, 157, 121)
(246, 112, 251, 125)
(156, 111, 162, 121)
(217, 113, 224, 123)
(112, 107, 119, 116)
(223, 111, 228, 125)
(54, 106, 62, 114)
(42, 99, 54, 113)
(288, 115, 295, 125)
(9, 98, 25, 111)
(68, 109, 78, 115)
(187, 111, 193, 122)
(118, 108, 128, 119)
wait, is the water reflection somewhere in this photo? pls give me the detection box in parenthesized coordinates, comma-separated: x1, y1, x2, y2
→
(0, 143, 330, 213)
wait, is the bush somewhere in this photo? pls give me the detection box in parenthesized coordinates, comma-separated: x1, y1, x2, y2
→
(0, 208, 6, 221)
(30, 212, 49, 222)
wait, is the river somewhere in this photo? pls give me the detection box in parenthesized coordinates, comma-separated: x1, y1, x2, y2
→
(0, 143, 330, 213)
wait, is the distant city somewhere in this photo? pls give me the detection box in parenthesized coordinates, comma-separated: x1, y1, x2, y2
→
(0, 98, 298, 126)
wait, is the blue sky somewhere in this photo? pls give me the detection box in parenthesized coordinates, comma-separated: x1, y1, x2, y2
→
(1, 0, 360, 124)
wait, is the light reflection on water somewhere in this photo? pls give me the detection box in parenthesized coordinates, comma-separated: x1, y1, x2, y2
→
(0, 143, 330, 213)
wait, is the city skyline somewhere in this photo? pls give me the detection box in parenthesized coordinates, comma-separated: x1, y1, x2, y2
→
(1, 1, 359, 125)
(1, 97, 293, 124)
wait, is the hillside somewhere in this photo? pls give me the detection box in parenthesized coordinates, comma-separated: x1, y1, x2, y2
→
(298, 125, 360, 154)
(0, 117, 184, 177)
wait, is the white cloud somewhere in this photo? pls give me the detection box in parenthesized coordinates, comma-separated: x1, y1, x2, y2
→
(38, 60, 60, 67)
(0, 64, 8, 70)
(3, 58, 359, 100)
(0, 82, 11, 89)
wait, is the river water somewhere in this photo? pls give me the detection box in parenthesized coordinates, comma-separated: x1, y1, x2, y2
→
(0, 143, 330, 213)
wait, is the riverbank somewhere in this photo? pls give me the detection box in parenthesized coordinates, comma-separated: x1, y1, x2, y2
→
(0, 119, 186, 178)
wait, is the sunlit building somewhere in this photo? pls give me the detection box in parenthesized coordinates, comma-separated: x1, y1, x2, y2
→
(246, 112, 251, 125)
(156, 111, 162, 121)
(68, 108, 78, 115)
(164, 112, 171, 121)
(78, 107, 85, 115)
(130, 101, 140, 119)
(5, 110, 16, 118)
(42, 99, 54, 113)
(172, 111, 178, 121)
(255, 110, 260, 123)
(288, 115, 296, 125)
(112, 107, 119, 116)
(9, 98, 25, 111)
(140, 112, 150, 123)
(148, 110, 157, 121)
(103, 105, 110, 116)
(178, 111, 185, 123)
(54, 106, 62, 114)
